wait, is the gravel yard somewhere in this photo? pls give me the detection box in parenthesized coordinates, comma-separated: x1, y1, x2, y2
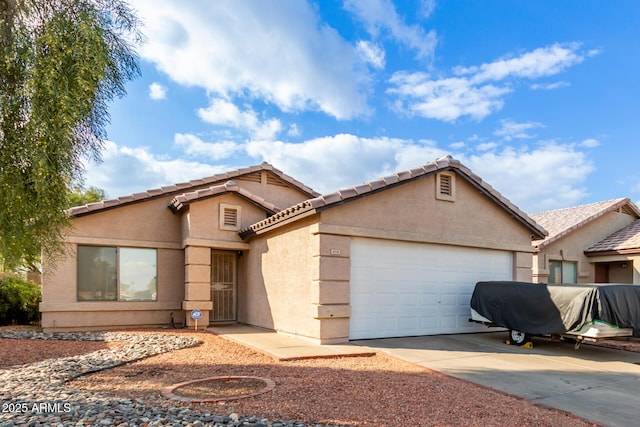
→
(0, 327, 604, 426)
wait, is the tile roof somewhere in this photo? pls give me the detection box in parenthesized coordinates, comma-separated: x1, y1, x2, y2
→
(68, 162, 318, 217)
(168, 180, 280, 214)
(239, 156, 547, 240)
(530, 198, 640, 250)
(585, 219, 640, 254)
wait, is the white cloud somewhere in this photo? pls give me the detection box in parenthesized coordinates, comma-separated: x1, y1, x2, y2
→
(581, 138, 600, 148)
(174, 133, 240, 160)
(455, 43, 585, 83)
(246, 134, 415, 193)
(531, 81, 570, 91)
(463, 143, 594, 212)
(83, 141, 223, 197)
(344, 0, 437, 60)
(419, 0, 437, 19)
(494, 119, 544, 140)
(476, 142, 498, 151)
(148, 82, 167, 100)
(388, 43, 591, 122)
(388, 72, 510, 121)
(131, 0, 370, 119)
(86, 137, 594, 215)
(356, 40, 386, 69)
(287, 123, 301, 137)
(197, 98, 282, 140)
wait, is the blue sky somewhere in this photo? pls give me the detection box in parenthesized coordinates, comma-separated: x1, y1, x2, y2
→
(85, 0, 640, 214)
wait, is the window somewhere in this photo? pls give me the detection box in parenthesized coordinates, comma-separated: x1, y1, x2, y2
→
(219, 203, 242, 231)
(436, 172, 456, 201)
(77, 246, 157, 301)
(548, 261, 577, 284)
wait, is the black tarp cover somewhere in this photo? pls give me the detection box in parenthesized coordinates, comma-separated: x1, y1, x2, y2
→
(470, 281, 640, 336)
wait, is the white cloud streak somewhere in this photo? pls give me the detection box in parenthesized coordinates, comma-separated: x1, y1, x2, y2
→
(356, 40, 386, 69)
(174, 133, 240, 160)
(197, 98, 283, 140)
(494, 119, 544, 141)
(388, 43, 592, 122)
(344, 0, 437, 60)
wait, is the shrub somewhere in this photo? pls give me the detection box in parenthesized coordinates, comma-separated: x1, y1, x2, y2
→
(0, 277, 41, 325)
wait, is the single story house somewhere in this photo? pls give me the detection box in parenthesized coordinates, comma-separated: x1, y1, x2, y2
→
(41, 156, 547, 343)
(530, 198, 640, 284)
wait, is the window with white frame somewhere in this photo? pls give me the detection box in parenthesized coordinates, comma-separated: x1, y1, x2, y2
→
(548, 260, 577, 284)
(77, 246, 157, 301)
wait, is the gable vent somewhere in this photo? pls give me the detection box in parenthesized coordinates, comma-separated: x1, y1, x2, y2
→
(436, 172, 456, 201)
(620, 205, 635, 216)
(219, 203, 242, 231)
(223, 208, 238, 227)
(440, 174, 452, 196)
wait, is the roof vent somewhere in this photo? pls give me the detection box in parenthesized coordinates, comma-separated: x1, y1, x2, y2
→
(220, 203, 241, 231)
(436, 172, 456, 202)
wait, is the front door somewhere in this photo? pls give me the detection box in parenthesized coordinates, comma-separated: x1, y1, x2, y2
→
(211, 251, 237, 322)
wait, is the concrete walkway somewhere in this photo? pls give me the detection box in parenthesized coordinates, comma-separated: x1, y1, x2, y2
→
(207, 324, 374, 361)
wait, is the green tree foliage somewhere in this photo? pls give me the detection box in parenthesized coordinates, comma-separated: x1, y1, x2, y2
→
(0, 0, 140, 269)
(68, 184, 106, 208)
(0, 276, 41, 325)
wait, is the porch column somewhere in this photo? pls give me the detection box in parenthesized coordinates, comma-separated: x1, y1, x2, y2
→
(311, 234, 351, 344)
(182, 246, 213, 326)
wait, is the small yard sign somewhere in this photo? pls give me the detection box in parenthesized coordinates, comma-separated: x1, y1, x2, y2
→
(191, 309, 202, 331)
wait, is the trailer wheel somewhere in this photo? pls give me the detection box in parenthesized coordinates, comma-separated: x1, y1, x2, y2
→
(509, 329, 529, 346)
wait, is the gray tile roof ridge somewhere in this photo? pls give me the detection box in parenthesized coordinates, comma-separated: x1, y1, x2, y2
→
(240, 156, 547, 240)
(68, 162, 316, 217)
(531, 197, 639, 249)
(168, 180, 280, 213)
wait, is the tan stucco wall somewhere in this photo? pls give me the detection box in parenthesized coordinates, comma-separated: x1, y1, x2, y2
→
(235, 173, 313, 209)
(241, 216, 318, 338)
(41, 243, 185, 330)
(42, 177, 312, 331)
(243, 173, 537, 343)
(319, 174, 534, 253)
(532, 210, 637, 283)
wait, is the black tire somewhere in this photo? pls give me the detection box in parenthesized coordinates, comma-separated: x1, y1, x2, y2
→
(509, 329, 529, 346)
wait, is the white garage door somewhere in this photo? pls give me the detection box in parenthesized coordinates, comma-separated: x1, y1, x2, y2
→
(350, 238, 513, 339)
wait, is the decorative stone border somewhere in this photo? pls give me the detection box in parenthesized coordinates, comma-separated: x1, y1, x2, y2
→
(161, 375, 276, 403)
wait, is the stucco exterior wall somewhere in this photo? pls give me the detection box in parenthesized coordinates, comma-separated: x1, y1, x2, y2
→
(319, 174, 534, 253)
(533, 210, 637, 283)
(41, 244, 184, 331)
(181, 195, 265, 325)
(241, 216, 318, 339)
(235, 173, 314, 209)
(242, 172, 537, 343)
(42, 195, 186, 331)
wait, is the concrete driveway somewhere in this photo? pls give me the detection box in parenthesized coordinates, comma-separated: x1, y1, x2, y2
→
(352, 332, 640, 427)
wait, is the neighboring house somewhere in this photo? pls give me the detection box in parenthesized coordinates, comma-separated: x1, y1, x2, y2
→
(530, 198, 640, 285)
(41, 156, 547, 343)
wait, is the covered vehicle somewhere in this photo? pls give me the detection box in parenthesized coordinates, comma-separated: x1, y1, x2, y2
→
(470, 281, 639, 346)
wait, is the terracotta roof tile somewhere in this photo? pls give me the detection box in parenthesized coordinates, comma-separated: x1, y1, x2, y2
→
(585, 219, 640, 254)
(169, 180, 280, 214)
(240, 156, 547, 240)
(530, 198, 640, 249)
(338, 188, 358, 199)
(68, 162, 318, 217)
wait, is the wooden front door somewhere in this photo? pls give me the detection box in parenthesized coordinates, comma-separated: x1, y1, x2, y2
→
(211, 251, 237, 322)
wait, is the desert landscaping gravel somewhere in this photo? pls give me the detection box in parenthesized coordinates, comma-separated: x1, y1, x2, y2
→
(0, 328, 602, 426)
